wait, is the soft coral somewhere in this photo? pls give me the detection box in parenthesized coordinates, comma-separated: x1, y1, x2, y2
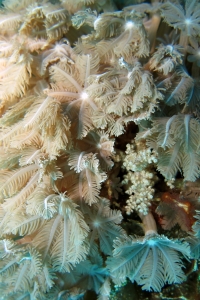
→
(107, 212, 190, 292)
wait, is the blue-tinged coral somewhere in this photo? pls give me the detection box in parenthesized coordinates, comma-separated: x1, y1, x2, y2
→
(0, 0, 200, 299)
(107, 212, 190, 292)
(107, 233, 190, 292)
(146, 114, 200, 181)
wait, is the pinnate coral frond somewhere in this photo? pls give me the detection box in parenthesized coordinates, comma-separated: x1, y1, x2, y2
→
(107, 233, 190, 292)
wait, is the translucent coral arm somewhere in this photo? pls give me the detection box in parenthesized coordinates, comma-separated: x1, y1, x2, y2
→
(139, 212, 158, 236)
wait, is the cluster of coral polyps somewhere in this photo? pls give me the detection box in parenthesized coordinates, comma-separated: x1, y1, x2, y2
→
(0, 0, 200, 298)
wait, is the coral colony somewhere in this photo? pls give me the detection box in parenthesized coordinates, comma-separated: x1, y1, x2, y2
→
(0, 0, 200, 298)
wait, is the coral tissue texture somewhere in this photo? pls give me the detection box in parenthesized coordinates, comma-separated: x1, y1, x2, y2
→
(0, 0, 200, 299)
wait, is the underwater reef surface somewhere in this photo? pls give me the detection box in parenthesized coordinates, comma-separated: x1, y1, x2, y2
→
(0, 0, 200, 299)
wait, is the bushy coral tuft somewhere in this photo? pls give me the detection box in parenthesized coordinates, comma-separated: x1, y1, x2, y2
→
(0, 0, 200, 299)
